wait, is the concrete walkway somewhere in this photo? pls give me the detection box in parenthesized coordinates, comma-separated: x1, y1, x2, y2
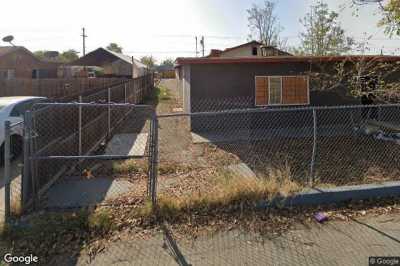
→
(73, 213, 400, 266)
(43, 177, 135, 209)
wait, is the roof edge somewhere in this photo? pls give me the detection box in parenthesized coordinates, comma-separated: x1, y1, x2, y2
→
(175, 55, 400, 66)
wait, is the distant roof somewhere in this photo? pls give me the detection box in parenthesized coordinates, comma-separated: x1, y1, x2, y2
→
(104, 48, 147, 68)
(71, 47, 147, 68)
(176, 55, 400, 66)
(205, 40, 292, 57)
(222, 40, 262, 53)
(0, 46, 37, 59)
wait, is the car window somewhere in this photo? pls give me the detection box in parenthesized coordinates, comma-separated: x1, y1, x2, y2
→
(10, 99, 45, 117)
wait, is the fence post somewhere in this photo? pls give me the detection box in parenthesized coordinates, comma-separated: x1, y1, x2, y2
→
(309, 109, 317, 187)
(108, 88, 111, 136)
(78, 96, 82, 155)
(149, 115, 159, 206)
(4, 121, 11, 221)
(22, 112, 31, 209)
(27, 111, 38, 210)
(124, 83, 127, 103)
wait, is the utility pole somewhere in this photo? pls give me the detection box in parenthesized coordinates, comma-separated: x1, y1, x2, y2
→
(200, 36, 205, 57)
(81, 27, 88, 56)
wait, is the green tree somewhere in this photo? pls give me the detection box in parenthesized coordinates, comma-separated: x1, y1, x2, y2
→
(298, 1, 355, 55)
(140, 56, 157, 69)
(247, 0, 284, 47)
(34, 50, 78, 63)
(59, 49, 79, 62)
(106, 43, 123, 53)
(160, 58, 174, 67)
(34, 51, 46, 60)
(377, 0, 400, 36)
(352, 0, 400, 36)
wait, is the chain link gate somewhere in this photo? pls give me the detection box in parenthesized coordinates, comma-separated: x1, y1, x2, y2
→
(24, 102, 157, 211)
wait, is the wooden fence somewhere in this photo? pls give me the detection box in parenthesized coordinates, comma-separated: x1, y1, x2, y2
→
(0, 78, 128, 100)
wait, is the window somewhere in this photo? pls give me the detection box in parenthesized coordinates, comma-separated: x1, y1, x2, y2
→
(255, 76, 309, 106)
(252, 47, 258, 56)
(0, 69, 15, 80)
(269, 77, 282, 104)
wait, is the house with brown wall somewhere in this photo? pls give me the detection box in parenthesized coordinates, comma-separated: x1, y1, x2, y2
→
(0, 46, 58, 79)
(70, 48, 148, 78)
(175, 55, 400, 114)
(206, 40, 291, 58)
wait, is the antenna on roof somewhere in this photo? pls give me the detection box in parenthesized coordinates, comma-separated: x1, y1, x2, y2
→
(2, 35, 15, 46)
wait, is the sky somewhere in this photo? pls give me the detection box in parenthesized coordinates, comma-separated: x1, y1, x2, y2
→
(0, 0, 398, 62)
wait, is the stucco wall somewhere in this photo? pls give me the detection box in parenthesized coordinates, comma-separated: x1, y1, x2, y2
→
(188, 62, 365, 132)
(220, 46, 260, 57)
(190, 62, 312, 112)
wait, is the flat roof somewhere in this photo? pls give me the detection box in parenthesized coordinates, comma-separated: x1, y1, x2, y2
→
(176, 55, 400, 66)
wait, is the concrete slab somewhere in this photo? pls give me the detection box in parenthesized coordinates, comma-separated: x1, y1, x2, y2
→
(191, 125, 354, 144)
(258, 181, 400, 209)
(105, 133, 148, 157)
(74, 213, 400, 266)
(226, 163, 257, 180)
(44, 177, 134, 209)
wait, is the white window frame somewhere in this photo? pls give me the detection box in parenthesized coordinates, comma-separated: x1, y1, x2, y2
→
(254, 75, 310, 107)
(268, 76, 283, 106)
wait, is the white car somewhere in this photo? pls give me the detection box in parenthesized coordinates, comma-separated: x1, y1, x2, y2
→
(0, 96, 47, 162)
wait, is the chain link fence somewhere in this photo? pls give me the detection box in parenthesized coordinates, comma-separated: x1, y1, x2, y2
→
(1, 74, 155, 221)
(156, 104, 400, 205)
(26, 103, 156, 210)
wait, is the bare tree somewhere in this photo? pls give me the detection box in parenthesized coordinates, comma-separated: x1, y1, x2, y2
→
(247, 1, 284, 47)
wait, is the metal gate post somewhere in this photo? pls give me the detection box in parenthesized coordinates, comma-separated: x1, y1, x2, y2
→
(152, 117, 159, 205)
(148, 115, 159, 206)
(4, 121, 11, 221)
(27, 111, 38, 209)
(108, 88, 111, 136)
(309, 109, 317, 187)
(22, 111, 32, 209)
(78, 96, 82, 155)
(124, 83, 127, 103)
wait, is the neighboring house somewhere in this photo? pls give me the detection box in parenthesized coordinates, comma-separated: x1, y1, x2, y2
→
(0, 46, 58, 79)
(69, 48, 148, 78)
(156, 64, 175, 79)
(206, 41, 292, 58)
(175, 55, 400, 114)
